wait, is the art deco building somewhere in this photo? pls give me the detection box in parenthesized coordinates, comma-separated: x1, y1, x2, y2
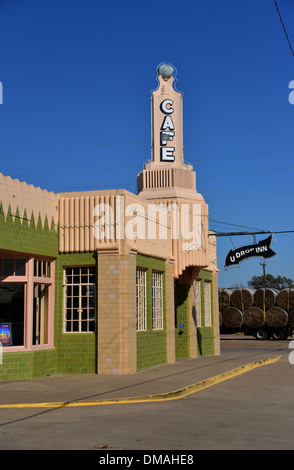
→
(0, 64, 219, 380)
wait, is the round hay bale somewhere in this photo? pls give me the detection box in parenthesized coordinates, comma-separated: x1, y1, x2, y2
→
(277, 289, 294, 310)
(244, 306, 265, 329)
(265, 307, 288, 328)
(222, 307, 243, 329)
(218, 289, 232, 311)
(231, 288, 254, 310)
(254, 288, 277, 310)
(288, 309, 294, 327)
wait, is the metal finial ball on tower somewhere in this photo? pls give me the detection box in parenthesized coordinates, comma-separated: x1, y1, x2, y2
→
(157, 63, 175, 81)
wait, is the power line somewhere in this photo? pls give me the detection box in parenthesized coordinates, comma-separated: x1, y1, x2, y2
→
(1, 121, 294, 158)
(8, 146, 294, 179)
(195, 147, 294, 163)
(10, 165, 140, 179)
(185, 121, 294, 138)
(209, 219, 267, 231)
(198, 164, 294, 180)
(207, 190, 294, 201)
(209, 230, 294, 237)
(274, 0, 294, 58)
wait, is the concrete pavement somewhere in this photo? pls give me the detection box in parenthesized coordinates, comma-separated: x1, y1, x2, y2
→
(0, 337, 285, 409)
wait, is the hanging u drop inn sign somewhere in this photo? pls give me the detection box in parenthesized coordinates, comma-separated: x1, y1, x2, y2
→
(225, 235, 276, 267)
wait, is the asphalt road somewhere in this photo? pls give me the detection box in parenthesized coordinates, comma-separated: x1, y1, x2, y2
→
(1, 335, 294, 451)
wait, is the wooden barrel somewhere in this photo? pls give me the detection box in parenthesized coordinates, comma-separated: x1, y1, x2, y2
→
(218, 289, 232, 311)
(230, 288, 254, 310)
(254, 288, 277, 310)
(265, 307, 288, 328)
(222, 307, 243, 329)
(244, 306, 265, 329)
(288, 309, 294, 327)
(277, 289, 294, 310)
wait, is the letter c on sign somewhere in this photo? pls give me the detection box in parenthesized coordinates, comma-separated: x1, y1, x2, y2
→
(160, 99, 174, 114)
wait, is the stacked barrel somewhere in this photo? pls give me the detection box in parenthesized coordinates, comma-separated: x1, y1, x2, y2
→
(219, 288, 294, 331)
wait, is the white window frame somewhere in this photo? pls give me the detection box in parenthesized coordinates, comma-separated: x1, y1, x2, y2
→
(64, 266, 96, 333)
(204, 281, 212, 327)
(136, 268, 146, 331)
(0, 254, 55, 352)
(152, 271, 163, 330)
(192, 278, 202, 327)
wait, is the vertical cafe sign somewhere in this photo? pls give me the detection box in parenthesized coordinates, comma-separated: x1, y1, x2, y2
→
(160, 98, 175, 162)
(151, 63, 184, 167)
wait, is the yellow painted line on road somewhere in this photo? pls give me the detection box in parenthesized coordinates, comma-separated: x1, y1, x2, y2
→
(0, 355, 281, 409)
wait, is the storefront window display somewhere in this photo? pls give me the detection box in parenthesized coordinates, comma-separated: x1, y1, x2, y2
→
(0, 254, 55, 351)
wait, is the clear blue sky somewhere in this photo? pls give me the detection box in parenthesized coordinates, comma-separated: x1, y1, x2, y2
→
(0, 0, 294, 288)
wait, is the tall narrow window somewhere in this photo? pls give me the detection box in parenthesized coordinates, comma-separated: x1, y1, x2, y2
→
(204, 281, 212, 327)
(152, 271, 163, 330)
(33, 284, 48, 345)
(136, 268, 146, 331)
(192, 279, 202, 327)
(64, 266, 96, 333)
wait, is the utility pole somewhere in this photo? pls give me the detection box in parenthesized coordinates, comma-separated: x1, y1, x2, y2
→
(260, 262, 267, 288)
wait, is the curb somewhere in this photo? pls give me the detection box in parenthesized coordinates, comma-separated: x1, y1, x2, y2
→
(0, 355, 281, 409)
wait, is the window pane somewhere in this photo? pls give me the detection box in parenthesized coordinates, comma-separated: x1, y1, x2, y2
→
(3, 259, 14, 276)
(152, 272, 163, 330)
(81, 321, 88, 332)
(0, 283, 24, 346)
(65, 286, 72, 297)
(34, 260, 38, 277)
(73, 309, 79, 320)
(72, 275, 80, 284)
(136, 269, 146, 331)
(42, 262, 47, 277)
(204, 282, 212, 327)
(15, 259, 26, 276)
(65, 274, 72, 285)
(72, 285, 79, 296)
(33, 284, 48, 345)
(81, 296, 88, 308)
(192, 279, 202, 327)
(64, 266, 96, 333)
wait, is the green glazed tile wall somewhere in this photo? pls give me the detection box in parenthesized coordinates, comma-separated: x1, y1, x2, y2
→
(0, 205, 59, 380)
(0, 204, 58, 257)
(54, 252, 97, 374)
(174, 282, 190, 358)
(197, 270, 215, 357)
(136, 254, 167, 371)
(175, 269, 215, 360)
